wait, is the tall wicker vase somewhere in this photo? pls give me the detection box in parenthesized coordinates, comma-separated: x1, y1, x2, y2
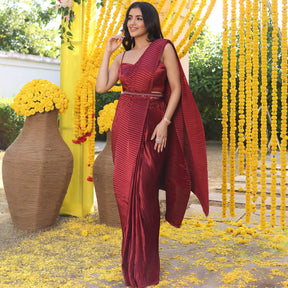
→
(2, 110, 73, 231)
(93, 131, 120, 227)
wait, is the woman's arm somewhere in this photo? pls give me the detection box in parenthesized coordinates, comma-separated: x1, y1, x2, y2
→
(151, 43, 181, 152)
(96, 35, 124, 94)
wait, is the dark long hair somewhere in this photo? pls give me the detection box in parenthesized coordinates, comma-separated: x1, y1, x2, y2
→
(122, 2, 163, 51)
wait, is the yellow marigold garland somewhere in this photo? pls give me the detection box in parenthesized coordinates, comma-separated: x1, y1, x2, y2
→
(221, 0, 229, 218)
(259, 0, 268, 229)
(12, 79, 69, 116)
(89, 3, 106, 51)
(163, 0, 187, 38)
(156, 0, 166, 14)
(82, 0, 93, 62)
(171, 0, 197, 44)
(160, 0, 179, 31)
(270, 0, 279, 227)
(229, 0, 237, 217)
(237, 0, 245, 176)
(176, 0, 207, 53)
(179, 0, 217, 59)
(245, 0, 253, 223)
(251, 0, 259, 207)
(280, 0, 287, 229)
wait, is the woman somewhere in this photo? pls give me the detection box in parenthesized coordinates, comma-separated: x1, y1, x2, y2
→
(96, 2, 209, 287)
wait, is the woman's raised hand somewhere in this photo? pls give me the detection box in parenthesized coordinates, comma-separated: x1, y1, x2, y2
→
(106, 35, 125, 54)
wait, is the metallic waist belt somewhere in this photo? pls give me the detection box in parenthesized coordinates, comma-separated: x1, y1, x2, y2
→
(122, 91, 164, 98)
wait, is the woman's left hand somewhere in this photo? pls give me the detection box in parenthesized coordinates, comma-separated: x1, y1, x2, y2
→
(151, 120, 169, 153)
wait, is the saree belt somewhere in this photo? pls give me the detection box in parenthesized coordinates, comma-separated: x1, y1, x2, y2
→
(122, 91, 164, 99)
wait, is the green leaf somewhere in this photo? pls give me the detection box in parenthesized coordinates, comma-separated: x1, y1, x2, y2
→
(66, 31, 73, 36)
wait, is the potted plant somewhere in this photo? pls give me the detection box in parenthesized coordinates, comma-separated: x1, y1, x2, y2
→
(93, 100, 120, 227)
(2, 79, 73, 231)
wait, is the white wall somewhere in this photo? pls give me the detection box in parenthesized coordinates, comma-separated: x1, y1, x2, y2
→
(0, 51, 60, 98)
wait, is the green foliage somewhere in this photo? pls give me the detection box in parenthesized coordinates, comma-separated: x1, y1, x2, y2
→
(0, 0, 60, 58)
(189, 32, 222, 140)
(0, 101, 25, 150)
(95, 92, 120, 140)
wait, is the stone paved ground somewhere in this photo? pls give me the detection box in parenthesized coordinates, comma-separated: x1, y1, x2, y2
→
(1, 142, 288, 287)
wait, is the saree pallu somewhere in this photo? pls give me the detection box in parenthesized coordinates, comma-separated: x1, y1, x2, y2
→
(111, 39, 209, 288)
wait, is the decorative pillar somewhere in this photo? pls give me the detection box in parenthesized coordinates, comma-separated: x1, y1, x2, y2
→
(59, 2, 94, 217)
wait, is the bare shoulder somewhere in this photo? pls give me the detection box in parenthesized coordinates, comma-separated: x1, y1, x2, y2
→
(162, 42, 177, 63)
(163, 42, 175, 53)
(114, 52, 124, 65)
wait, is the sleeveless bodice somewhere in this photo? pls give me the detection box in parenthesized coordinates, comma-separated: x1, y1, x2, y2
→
(119, 61, 167, 93)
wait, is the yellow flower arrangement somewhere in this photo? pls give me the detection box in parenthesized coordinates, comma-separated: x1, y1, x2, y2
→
(97, 100, 118, 134)
(11, 79, 69, 117)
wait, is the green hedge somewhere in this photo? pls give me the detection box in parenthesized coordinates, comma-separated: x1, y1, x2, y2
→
(0, 100, 25, 150)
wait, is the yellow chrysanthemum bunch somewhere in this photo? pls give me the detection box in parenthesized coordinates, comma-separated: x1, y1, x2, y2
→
(11, 79, 69, 116)
(97, 100, 118, 134)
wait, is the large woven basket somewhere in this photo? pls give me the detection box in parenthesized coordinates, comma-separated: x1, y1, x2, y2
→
(93, 131, 120, 227)
(2, 110, 73, 231)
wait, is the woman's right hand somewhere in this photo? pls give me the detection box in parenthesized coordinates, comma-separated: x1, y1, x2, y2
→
(106, 35, 125, 54)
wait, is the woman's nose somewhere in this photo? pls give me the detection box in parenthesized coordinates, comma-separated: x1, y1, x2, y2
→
(129, 18, 135, 25)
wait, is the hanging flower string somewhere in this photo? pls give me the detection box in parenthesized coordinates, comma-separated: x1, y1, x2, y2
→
(171, 0, 197, 44)
(270, 0, 279, 227)
(176, 0, 207, 53)
(251, 0, 259, 209)
(229, 0, 237, 217)
(238, 0, 246, 176)
(163, 0, 187, 38)
(244, 0, 253, 223)
(280, 0, 287, 230)
(221, 0, 229, 218)
(179, 0, 217, 58)
(260, 0, 268, 229)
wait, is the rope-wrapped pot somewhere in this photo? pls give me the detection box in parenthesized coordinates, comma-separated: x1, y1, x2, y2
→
(93, 131, 120, 227)
(2, 110, 73, 231)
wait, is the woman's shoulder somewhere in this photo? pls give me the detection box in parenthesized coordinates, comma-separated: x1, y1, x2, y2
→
(152, 38, 175, 49)
(114, 52, 125, 65)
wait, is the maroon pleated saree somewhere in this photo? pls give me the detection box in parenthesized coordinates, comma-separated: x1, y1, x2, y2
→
(111, 39, 209, 288)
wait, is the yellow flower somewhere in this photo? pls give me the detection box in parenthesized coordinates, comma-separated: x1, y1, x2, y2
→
(12, 79, 68, 117)
(97, 100, 118, 134)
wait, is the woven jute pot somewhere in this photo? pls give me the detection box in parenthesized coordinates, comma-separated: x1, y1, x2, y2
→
(2, 110, 73, 231)
(93, 131, 120, 227)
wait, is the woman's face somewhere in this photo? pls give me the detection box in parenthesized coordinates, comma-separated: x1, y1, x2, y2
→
(127, 7, 148, 39)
